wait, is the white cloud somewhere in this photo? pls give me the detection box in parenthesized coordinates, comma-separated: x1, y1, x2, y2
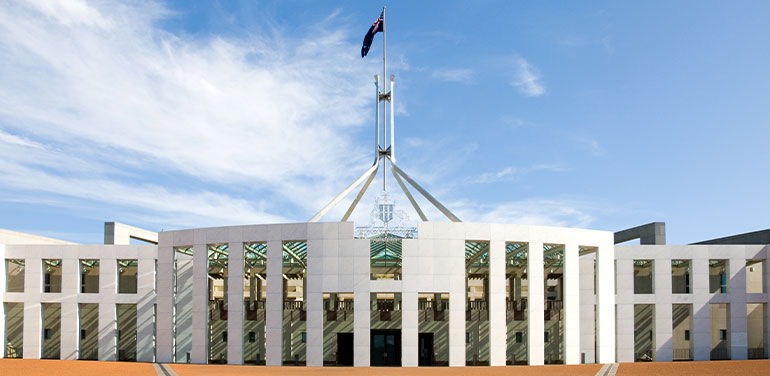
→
(511, 57, 545, 97)
(0, 0, 376, 227)
(575, 137, 605, 156)
(451, 198, 598, 229)
(431, 68, 475, 84)
(471, 164, 566, 184)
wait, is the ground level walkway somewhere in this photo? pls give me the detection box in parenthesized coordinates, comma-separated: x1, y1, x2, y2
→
(1, 359, 769, 375)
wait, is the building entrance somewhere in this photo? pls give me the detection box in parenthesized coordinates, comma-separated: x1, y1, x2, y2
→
(337, 333, 354, 366)
(371, 330, 401, 366)
(418, 333, 434, 366)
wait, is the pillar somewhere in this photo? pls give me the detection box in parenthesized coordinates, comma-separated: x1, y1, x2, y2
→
(489, 240, 506, 366)
(265, 240, 283, 366)
(528, 241, 544, 365)
(595, 240, 616, 363)
(227, 242, 244, 365)
(564, 244, 580, 364)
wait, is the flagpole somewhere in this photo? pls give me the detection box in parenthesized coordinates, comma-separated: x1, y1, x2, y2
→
(382, 5, 387, 192)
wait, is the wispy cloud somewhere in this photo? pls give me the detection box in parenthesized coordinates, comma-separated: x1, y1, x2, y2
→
(431, 68, 475, 84)
(511, 57, 545, 97)
(451, 198, 599, 229)
(575, 137, 605, 156)
(0, 0, 375, 228)
(470, 164, 566, 184)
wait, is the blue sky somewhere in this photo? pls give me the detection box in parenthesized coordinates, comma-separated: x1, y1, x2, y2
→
(0, 0, 768, 245)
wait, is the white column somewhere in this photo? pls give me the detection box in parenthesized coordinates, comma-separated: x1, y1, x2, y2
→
(155, 244, 174, 363)
(448, 239, 465, 367)
(595, 240, 616, 363)
(729, 256, 748, 359)
(137, 257, 156, 362)
(564, 243, 580, 364)
(191, 243, 208, 363)
(174, 255, 193, 362)
(765, 255, 770, 358)
(98, 303, 116, 361)
(692, 257, 710, 361)
(60, 258, 78, 360)
(265, 240, 283, 366)
(579, 254, 596, 363)
(353, 239, 370, 367)
(488, 240, 506, 366)
(527, 241, 544, 365)
(97, 255, 117, 361)
(306, 239, 323, 367)
(654, 258, 672, 361)
(402, 291, 419, 367)
(227, 242, 244, 365)
(614, 257, 634, 363)
(22, 254, 42, 359)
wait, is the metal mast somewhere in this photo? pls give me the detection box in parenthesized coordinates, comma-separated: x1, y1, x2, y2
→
(308, 7, 460, 223)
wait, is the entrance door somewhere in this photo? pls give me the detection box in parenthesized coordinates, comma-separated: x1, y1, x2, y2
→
(337, 333, 354, 366)
(418, 333, 434, 366)
(371, 330, 401, 366)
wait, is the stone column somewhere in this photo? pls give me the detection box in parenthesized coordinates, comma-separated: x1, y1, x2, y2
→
(265, 240, 283, 366)
(137, 256, 156, 362)
(227, 242, 244, 365)
(563, 244, 581, 364)
(155, 243, 174, 363)
(595, 239, 616, 363)
(527, 241, 544, 365)
(654, 256, 673, 361)
(579, 254, 596, 363)
(489, 240, 506, 366)
(729, 255, 748, 359)
(191, 243, 208, 363)
(692, 257, 711, 361)
(448, 239, 466, 367)
(60, 257, 79, 360)
(614, 256, 634, 363)
(23, 254, 42, 359)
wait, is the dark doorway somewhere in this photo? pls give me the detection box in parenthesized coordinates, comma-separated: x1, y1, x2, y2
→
(371, 330, 401, 366)
(337, 333, 354, 366)
(419, 333, 435, 366)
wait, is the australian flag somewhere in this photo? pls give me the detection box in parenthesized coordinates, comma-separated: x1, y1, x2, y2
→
(361, 11, 384, 58)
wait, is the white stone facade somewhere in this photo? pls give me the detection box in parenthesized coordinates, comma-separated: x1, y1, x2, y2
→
(3, 221, 769, 366)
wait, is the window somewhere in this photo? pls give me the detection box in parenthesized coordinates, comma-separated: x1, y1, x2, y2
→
(222, 331, 227, 343)
(515, 332, 523, 343)
(684, 330, 690, 341)
(44, 329, 52, 340)
(719, 329, 727, 340)
(634, 260, 654, 294)
(544, 331, 549, 343)
(43, 259, 62, 293)
(117, 260, 138, 294)
(5, 259, 25, 292)
(80, 259, 99, 294)
(81, 329, 87, 340)
(465, 332, 470, 344)
(301, 332, 307, 343)
(248, 332, 256, 343)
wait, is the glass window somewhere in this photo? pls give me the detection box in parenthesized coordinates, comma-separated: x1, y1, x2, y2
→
(43, 259, 62, 293)
(118, 260, 138, 294)
(5, 259, 25, 292)
(80, 260, 99, 294)
(634, 260, 654, 294)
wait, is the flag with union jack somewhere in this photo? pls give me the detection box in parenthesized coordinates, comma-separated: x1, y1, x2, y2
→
(361, 11, 384, 58)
